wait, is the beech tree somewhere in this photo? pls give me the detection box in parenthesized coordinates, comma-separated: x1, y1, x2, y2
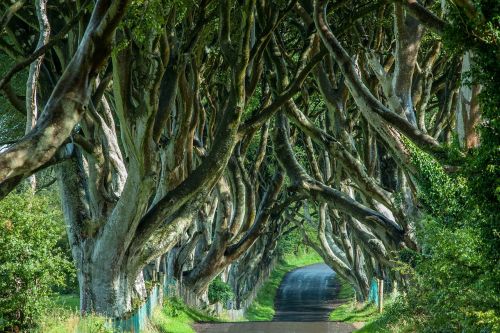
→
(1, 0, 495, 322)
(1, 0, 314, 316)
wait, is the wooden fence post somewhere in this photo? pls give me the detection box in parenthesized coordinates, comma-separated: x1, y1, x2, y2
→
(377, 278, 384, 313)
(152, 270, 157, 282)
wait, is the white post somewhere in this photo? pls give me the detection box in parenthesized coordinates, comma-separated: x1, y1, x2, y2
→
(378, 278, 384, 313)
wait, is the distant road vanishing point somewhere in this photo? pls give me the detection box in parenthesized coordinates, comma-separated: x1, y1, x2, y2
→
(194, 263, 356, 333)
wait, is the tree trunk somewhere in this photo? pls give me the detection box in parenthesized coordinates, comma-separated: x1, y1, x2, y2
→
(57, 155, 147, 317)
(77, 254, 134, 316)
(457, 52, 481, 149)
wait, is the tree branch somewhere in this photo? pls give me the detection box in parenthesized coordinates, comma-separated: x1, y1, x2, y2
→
(0, 0, 131, 192)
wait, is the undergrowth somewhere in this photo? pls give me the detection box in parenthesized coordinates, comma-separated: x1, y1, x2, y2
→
(151, 297, 221, 333)
(35, 295, 220, 333)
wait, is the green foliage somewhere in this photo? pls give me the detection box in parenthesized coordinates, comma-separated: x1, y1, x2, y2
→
(0, 53, 27, 143)
(70, 317, 114, 333)
(52, 294, 80, 312)
(154, 298, 221, 333)
(329, 277, 384, 327)
(407, 140, 471, 223)
(330, 302, 379, 323)
(355, 297, 411, 333)
(38, 313, 114, 333)
(207, 277, 234, 305)
(411, 7, 500, 320)
(390, 138, 500, 331)
(277, 215, 318, 257)
(402, 3, 500, 330)
(38, 294, 127, 333)
(36, 295, 220, 333)
(334, 277, 356, 302)
(0, 192, 73, 331)
(406, 220, 499, 332)
(163, 298, 183, 318)
(276, 227, 304, 256)
(151, 305, 196, 333)
(125, 0, 169, 46)
(242, 86, 263, 119)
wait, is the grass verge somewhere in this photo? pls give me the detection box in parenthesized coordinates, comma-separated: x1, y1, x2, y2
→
(329, 277, 382, 325)
(330, 302, 380, 323)
(37, 294, 220, 333)
(244, 250, 323, 321)
(353, 296, 414, 333)
(329, 278, 401, 332)
(151, 297, 221, 333)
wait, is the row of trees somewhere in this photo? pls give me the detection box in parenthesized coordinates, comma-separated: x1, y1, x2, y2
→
(1, 0, 498, 330)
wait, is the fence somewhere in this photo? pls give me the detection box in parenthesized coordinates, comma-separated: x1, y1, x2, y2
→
(111, 257, 279, 331)
(368, 278, 379, 305)
(111, 275, 169, 332)
(111, 274, 239, 332)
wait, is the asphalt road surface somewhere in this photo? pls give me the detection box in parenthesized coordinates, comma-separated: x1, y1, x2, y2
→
(273, 263, 340, 321)
(194, 263, 356, 333)
(193, 321, 356, 333)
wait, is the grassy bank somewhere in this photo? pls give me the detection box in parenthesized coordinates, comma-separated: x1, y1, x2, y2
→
(150, 298, 221, 333)
(244, 250, 322, 321)
(329, 278, 402, 332)
(329, 278, 379, 324)
(36, 295, 219, 333)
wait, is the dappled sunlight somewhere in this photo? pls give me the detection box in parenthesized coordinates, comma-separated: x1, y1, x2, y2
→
(0, 0, 498, 332)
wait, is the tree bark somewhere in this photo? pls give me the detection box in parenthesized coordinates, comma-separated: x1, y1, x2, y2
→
(0, 0, 131, 190)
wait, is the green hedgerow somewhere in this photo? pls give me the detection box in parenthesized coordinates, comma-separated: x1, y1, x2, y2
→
(207, 277, 234, 306)
(0, 192, 73, 332)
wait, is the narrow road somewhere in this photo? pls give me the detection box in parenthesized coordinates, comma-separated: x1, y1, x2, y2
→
(193, 321, 356, 333)
(274, 263, 339, 321)
(194, 263, 356, 333)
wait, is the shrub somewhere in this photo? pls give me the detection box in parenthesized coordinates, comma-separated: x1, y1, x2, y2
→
(207, 277, 234, 305)
(0, 192, 72, 331)
(403, 219, 498, 332)
(388, 142, 500, 332)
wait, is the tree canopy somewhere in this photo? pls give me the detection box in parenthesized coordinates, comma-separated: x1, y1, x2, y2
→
(0, 0, 498, 331)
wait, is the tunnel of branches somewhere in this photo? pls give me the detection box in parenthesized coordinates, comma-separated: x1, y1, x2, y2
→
(0, 0, 497, 323)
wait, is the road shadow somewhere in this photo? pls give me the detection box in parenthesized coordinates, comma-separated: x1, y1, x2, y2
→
(193, 321, 356, 333)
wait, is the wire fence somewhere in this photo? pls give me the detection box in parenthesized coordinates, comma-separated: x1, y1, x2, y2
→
(110, 256, 279, 331)
(368, 278, 379, 305)
(110, 277, 165, 332)
(110, 274, 248, 332)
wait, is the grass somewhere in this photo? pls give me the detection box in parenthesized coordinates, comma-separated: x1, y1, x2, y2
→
(329, 278, 383, 327)
(330, 302, 380, 323)
(36, 294, 220, 333)
(53, 294, 80, 311)
(330, 300, 390, 333)
(328, 278, 401, 333)
(244, 249, 323, 321)
(150, 297, 222, 333)
(34, 264, 396, 333)
(329, 277, 381, 323)
(37, 293, 130, 333)
(37, 309, 114, 333)
(36, 294, 108, 333)
(355, 319, 391, 333)
(353, 296, 414, 333)
(353, 303, 413, 333)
